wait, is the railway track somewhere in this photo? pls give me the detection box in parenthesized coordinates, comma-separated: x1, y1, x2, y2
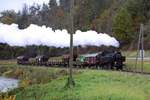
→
(122, 70, 150, 75)
(18, 62, 150, 75)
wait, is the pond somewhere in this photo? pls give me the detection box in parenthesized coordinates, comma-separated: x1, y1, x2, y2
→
(0, 77, 19, 93)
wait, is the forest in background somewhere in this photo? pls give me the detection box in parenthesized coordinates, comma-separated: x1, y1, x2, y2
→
(0, 0, 150, 59)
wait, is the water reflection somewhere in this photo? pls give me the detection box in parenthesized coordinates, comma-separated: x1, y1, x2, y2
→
(0, 77, 18, 92)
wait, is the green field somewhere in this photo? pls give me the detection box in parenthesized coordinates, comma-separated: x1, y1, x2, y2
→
(122, 50, 150, 58)
(15, 70, 150, 100)
(0, 60, 150, 100)
(125, 59, 150, 73)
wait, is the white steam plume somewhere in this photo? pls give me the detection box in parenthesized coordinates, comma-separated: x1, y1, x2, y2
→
(0, 23, 119, 47)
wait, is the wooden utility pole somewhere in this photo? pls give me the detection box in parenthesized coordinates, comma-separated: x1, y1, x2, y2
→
(135, 24, 144, 73)
(141, 24, 144, 73)
(66, 0, 75, 87)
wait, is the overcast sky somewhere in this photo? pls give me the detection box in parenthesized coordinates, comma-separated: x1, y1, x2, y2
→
(0, 0, 59, 12)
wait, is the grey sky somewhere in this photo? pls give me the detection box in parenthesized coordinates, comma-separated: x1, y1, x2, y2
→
(0, 0, 59, 12)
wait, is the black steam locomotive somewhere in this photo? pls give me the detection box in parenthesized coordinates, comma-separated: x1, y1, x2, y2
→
(17, 50, 125, 70)
(96, 51, 125, 70)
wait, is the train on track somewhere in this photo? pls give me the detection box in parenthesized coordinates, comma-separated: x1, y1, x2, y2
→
(17, 50, 126, 70)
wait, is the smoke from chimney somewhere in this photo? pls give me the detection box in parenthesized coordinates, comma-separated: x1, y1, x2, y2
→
(0, 23, 119, 47)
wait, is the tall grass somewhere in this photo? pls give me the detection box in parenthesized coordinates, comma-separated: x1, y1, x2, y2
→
(15, 70, 150, 100)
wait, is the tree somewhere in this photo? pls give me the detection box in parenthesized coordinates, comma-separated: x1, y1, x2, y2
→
(0, 16, 14, 24)
(91, 9, 113, 33)
(60, 0, 71, 11)
(74, 0, 115, 31)
(91, 0, 126, 33)
(17, 4, 30, 29)
(113, 8, 134, 45)
(49, 0, 57, 8)
(28, 4, 41, 26)
(144, 20, 150, 48)
(39, 3, 50, 26)
(0, 10, 17, 24)
(124, 0, 150, 33)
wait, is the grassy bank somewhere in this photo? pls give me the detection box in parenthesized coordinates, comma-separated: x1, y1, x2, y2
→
(0, 60, 68, 86)
(0, 60, 69, 100)
(15, 70, 150, 100)
(0, 60, 150, 100)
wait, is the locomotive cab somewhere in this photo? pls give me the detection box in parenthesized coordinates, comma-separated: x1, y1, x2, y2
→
(114, 51, 126, 70)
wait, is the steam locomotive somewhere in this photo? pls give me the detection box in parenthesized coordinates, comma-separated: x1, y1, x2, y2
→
(17, 50, 125, 70)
